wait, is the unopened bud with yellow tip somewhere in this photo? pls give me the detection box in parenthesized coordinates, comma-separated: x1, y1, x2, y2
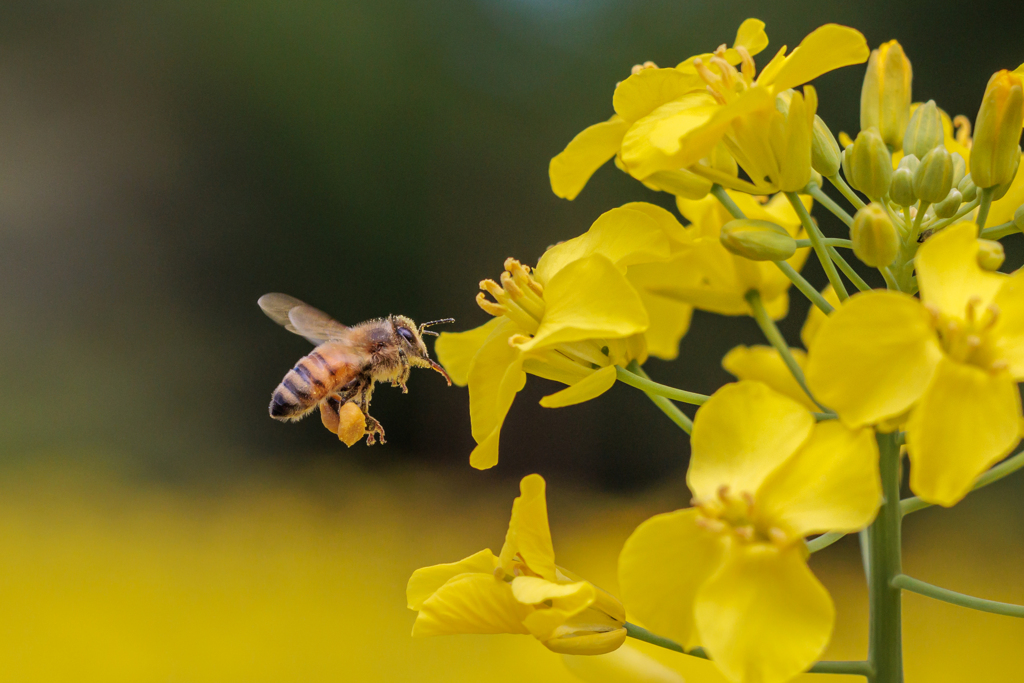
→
(971, 69, 1024, 188)
(958, 173, 978, 201)
(913, 145, 954, 203)
(951, 152, 967, 188)
(890, 166, 917, 206)
(976, 239, 1005, 270)
(720, 219, 798, 261)
(861, 40, 913, 149)
(903, 100, 944, 159)
(847, 128, 893, 199)
(811, 114, 842, 177)
(933, 188, 963, 218)
(851, 202, 899, 267)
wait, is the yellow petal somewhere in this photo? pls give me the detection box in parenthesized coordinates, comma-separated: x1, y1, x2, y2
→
(673, 87, 776, 170)
(407, 548, 499, 610)
(916, 222, 1005, 319)
(799, 285, 841, 349)
(618, 201, 694, 247)
(991, 269, 1024, 378)
(758, 421, 882, 537)
(762, 24, 869, 93)
(412, 573, 531, 637)
(520, 255, 649, 352)
(513, 577, 596, 639)
(620, 92, 721, 179)
(536, 206, 672, 282)
(613, 67, 704, 123)
(721, 345, 817, 411)
(987, 152, 1024, 226)
(905, 357, 1023, 506)
(561, 644, 686, 683)
(805, 291, 942, 427)
(688, 381, 815, 501)
(618, 508, 727, 650)
(539, 365, 618, 408)
(435, 318, 503, 387)
(550, 116, 630, 200)
(695, 544, 834, 683)
(499, 474, 558, 581)
(732, 18, 769, 58)
(633, 288, 694, 360)
(543, 627, 627, 656)
(467, 321, 527, 469)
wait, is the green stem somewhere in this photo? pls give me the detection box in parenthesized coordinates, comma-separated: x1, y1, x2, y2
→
(867, 431, 904, 682)
(828, 174, 866, 210)
(786, 192, 849, 301)
(622, 361, 693, 434)
(980, 220, 1019, 240)
(975, 187, 994, 229)
(910, 202, 930, 242)
(615, 365, 708, 406)
(807, 183, 855, 226)
(625, 623, 874, 676)
(746, 290, 828, 412)
(710, 183, 746, 219)
(892, 575, 1024, 618)
(881, 267, 899, 290)
(922, 196, 979, 234)
(901, 447, 1024, 516)
(794, 238, 853, 248)
(827, 245, 872, 292)
(807, 531, 846, 553)
(775, 261, 834, 314)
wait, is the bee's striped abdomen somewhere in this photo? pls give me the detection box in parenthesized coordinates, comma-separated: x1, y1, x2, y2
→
(269, 350, 338, 421)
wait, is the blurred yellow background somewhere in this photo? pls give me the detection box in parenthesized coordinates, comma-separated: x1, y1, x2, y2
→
(1, 457, 1020, 682)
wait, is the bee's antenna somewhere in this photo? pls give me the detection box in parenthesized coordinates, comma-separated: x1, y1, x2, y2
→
(419, 318, 455, 336)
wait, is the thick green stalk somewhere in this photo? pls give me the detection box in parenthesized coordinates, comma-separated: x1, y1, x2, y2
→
(794, 238, 853, 248)
(710, 183, 746, 219)
(975, 187, 994, 229)
(786, 192, 849, 301)
(827, 174, 866, 210)
(807, 183, 855, 227)
(827, 245, 872, 292)
(892, 575, 1024, 618)
(622, 361, 693, 434)
(867, 431, 904, 682)
(979, 221, 1019, 240)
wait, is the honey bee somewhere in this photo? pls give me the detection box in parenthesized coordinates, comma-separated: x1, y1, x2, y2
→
(258, 293, 453, 445)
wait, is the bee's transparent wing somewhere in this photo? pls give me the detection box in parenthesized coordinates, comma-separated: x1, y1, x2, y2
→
(258, 293, 349, 344)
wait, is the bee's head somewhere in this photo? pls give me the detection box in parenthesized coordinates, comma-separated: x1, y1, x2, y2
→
(390, 315, 455, 385)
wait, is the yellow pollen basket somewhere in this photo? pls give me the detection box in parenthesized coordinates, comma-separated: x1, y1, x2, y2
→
(926, 297, 1006, 371)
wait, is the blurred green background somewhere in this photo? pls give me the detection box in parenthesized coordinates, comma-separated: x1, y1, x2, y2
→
(0, 1, 1022, 681)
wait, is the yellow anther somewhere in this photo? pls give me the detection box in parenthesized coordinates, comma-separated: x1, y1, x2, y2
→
(476, 292, 506, 317)
(480, 279, 505, 300)
(630, 60, 658, 75)
(924, 302, 942, 322)
(500, 270, 524, 298)
(737, 45, 755, 81)
(693, 58, 722, 88)
(740, 491, 755, 509)
(709, 56, 737, 89)
(953, 115, 973, 148)
(713, 44, 727, 58)
(508, 334, 531, 347)
(695, 517, 727, 534)
(768, 527, 789, 546)
(717, 484, 731, 500)
(734, 525, 755, 541)
(992, 360, 1009, 372)
(965, 334, 982, 349)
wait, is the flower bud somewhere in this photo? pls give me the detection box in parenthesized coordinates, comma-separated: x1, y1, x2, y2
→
(913, 146, 954, 203)
(861, 40, 913, 149)
(540, 580, 627, 655)
(897, 154, 920, 173)
(848, 128, 893, 199)
(933, 188, 962, 218)
(950, 152, 967, 188)
(1014, 204, 1024, 230)
(970, 70, 1024, 188)
(720, 219, 797, 261)
(976, 239, 1005, 270)
(811, 115, 842, 176)
(851, 202, 899, 267)
(841, 144, 854, 184)
(903, 100, 944, 158)
(889, 167, 917, 206)
(958, 173, 978, 202)
(992, 151, 1021, 200)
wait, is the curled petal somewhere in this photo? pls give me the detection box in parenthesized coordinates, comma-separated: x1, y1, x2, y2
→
(467, 321, 527, 469)
(722, 345, 816, 411)
(762, 24, 869, 93)
(613, 67, 704, 123)
(688, 381, 814, 501)
(805, 291, 942, 427)
(513, 576, 595, 639)
(539, 365, 618, 408)
(411, 573, 530, 637)
(550, 117, 630, 200)
(407, 548, 498, 610)
(906, 357, 1023, 507)
(695, 544, 834, 683)
(618, 508, 727, 650)
(435, 318, 503, 387)
(499, 474, 557, 581)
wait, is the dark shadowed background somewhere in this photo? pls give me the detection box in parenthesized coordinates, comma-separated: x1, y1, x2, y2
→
(1, 2, 1023, 681)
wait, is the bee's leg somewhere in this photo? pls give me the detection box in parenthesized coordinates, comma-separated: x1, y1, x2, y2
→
(391, 350, 411, 393)
(364, 414, 386, 446)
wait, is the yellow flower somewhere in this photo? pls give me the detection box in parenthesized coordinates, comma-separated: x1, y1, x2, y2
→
(408, 475, 626, 655)
(549, 19, 769, 201)
(645, 190, 810, 319)
(618, 24, 868, 194)
(619, 381, 880, 683)
(436, 204, 693, 469)
(859, 40, 913, 150)
(805, 223, 1024, 506)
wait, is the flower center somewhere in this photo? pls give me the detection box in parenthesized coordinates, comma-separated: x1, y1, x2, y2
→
(693, 45, 755, 105)
(477, 258, 547, 334)
(927, 297, 1008, 372)
(694, 485, 791, 547)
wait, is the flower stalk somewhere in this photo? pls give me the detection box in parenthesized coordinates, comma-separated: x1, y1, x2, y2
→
(867, 431, 904, 683)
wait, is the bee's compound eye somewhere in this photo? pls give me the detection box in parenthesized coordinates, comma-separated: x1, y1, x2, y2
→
(398, 327, 415, 342)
